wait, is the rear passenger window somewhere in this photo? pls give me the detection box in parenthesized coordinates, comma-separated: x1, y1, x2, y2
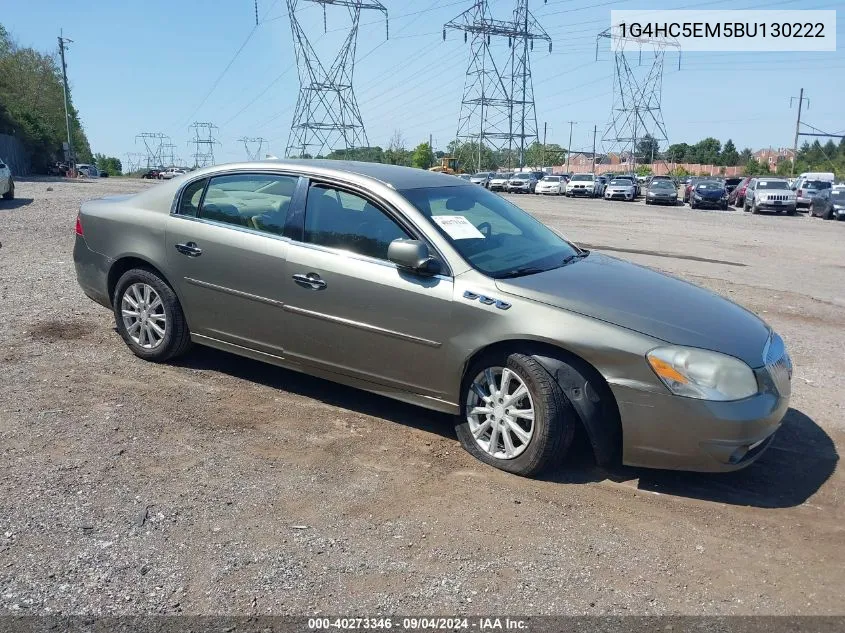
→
(177, 179, 207, 217)
(199, 173, 299, 235)
(303, 185, 411, 260)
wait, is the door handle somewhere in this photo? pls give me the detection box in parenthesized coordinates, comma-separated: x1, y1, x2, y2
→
(292, 272, 327, 290)
(175, 242, 202, 257)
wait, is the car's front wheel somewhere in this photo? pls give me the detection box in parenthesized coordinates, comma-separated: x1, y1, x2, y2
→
(456, 353, 576, 477)
(113, 268, 191, 362)
(2, 180, 13, 200)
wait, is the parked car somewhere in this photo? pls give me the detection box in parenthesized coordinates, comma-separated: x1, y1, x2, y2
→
(728, 177, 752, 207)
(141, 169, 163, 180)
(535, 174, 564, 195)
(506, 172, 538, 194)
(596, 175, 608, 196)
(744, 178, 797, 215)
(808, 187, 843, 220)
(73, 159, 792, 476)
(76, 163, 99, 178)
(456, 173, 473, 181)
(565, 173, 599, 197)
(689, 180, 728, 210)
(683, 177, 706, 204)
(160, 168, 187, 180)
(604, 177, 637, 201)
(0, 156, 14, 200)
(645, 179, 678, 205)
(469, 172, 492, 188)
(793, 179, 832, 211)
(488, 172, 513, 192)
(48, 162, 69, 177)
(620, 174, 641, 197)
(724, 177, 743, 195)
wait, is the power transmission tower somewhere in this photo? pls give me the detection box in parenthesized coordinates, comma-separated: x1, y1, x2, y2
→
(124, 152, 146, 173)
(596, 25, 680, 173)
(161, 142, 178, 168)
(57, 31, 74, 165)
(444, 0, 551, 171)
(135, 132, 169, 169)
(238, 137, 267, 161)
(188, 122, 221, 168)
(285, 0, 388, 159)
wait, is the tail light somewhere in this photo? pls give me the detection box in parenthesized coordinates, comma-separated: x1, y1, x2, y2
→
(75, 215, 83, 236)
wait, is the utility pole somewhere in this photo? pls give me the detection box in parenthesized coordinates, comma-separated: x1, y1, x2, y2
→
(790, 88, 808, 177)
(542, 121, 547, 169)
(591, 125, 597, 175)
(565, 121, 576, 173)
(429, 133, 434, 169)
(58, 31, 74, 168)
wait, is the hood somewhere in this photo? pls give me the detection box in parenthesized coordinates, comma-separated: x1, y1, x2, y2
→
(495, 253, 770, 367)
(694, 189, 724, 198)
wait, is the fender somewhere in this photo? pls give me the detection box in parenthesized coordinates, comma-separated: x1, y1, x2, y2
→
(533, 354, 622, 467)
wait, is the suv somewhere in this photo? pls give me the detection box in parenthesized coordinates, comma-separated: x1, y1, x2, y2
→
(0, 156, 14, 200)
(506, 172, 539, 194)
(565, 173, 600, 197)
(793, 178, 832, 211)
(488, 172, 513, 192)
(744, 178, 796, 215)
(160, 168, 187, 180)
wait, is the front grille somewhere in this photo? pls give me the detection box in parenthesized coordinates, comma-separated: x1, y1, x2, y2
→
(764, 333, 792, 397)
(763, 194, 788, 201)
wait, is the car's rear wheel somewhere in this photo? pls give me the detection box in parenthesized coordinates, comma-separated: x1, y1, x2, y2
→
(456, 353, 576, 477)
(113, 268, 191, 362)
(2, 180, 13, 200)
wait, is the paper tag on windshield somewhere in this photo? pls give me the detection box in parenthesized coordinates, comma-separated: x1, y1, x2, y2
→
(432, 215, 485, 240)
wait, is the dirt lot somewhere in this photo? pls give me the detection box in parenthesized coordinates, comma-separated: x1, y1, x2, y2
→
(0, 178, 843, 616)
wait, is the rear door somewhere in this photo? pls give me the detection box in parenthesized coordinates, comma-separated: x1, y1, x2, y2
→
(165, 171, 303, 354)
(280, 180, 455, 400)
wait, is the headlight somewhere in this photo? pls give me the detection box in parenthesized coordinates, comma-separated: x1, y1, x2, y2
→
(648, 192, 655, 197)
(647, 346, 758, 401)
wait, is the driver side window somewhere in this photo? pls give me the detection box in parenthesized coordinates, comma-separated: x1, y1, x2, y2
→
(303, 185, 411, 261)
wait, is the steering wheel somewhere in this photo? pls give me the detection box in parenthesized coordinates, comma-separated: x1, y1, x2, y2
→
(476, 221, 492, 238)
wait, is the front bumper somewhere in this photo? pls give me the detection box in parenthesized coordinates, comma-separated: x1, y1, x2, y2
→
(73, 234, 113, 309)
(507, 184, 531, 193)
(536, 187, 561, 195)
(605, 191, 633, 200)
(489, 183, 508, 191)
(567, 188, 594, 196)
(647, 195, 677, 205)
(757, 201, 796, 211)
(611, 376, 789, 472)
(692, 197, 727, 208)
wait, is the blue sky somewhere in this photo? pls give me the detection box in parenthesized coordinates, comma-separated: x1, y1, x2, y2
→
(5, 0, 844, 164)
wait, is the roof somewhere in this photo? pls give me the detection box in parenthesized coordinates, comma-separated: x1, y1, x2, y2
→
(265, 159, 465, 190)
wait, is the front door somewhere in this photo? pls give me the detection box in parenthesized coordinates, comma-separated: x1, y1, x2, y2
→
(281, 182, 454, 400)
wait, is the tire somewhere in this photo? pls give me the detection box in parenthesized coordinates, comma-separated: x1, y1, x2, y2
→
(743, 200, 750, 212)
(2, 180, 13, 200)
(721, 203, 728, 211)
(751, 203, 759, 214)
(113, 268, 191, 362)
(786, 209, 796, 216)
(690, 201, 696, 209)
(456, 353, 577, 477)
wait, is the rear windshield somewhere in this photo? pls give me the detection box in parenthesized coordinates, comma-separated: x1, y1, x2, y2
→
(725, 178, 743, 185)
(805, 180, 831, 189)
(757, 180, 789, 190)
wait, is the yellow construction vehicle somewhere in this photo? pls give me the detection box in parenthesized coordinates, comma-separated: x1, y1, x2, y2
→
(428, 156, 460, 174)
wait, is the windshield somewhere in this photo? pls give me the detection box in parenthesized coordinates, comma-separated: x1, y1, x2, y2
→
(651, 180, 675, 189)
(400, 185, 580, 278)
(493, 173, 512, 180)
(542, 176, 560, 182)
(472, 173, 489, 178)
(571, 175, 593, 181)
(757, 180, 789, 190)
(696, 182, 723, 191)
(609, 179, 631, 186)
(832, 191, 845, 202)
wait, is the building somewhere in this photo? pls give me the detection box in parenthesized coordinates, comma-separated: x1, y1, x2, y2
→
(753, 147, 795, 168)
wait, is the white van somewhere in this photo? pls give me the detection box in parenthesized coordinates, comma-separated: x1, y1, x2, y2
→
(793, 172, 835, 209)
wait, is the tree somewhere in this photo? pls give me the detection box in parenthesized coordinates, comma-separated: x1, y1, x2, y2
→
(743, 159, 762, 176)
(410, 141, 433, 169)
(635, 164, 652, 176)
(523, 141, 565, 168)
(739, 147, 753, 164)
(94, 153, 122, 176)
(666, 143, 690, 163)
(384, 129, 411, 166)
(635, 134, 659, 164)
(721, 139, 739, 166)
(691, 137, 721, 165)
(324, 146, 384, 162)
(0, 22, 93, 171)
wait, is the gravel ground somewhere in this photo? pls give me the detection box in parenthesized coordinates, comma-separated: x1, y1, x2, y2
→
(0, 178, 842, 616)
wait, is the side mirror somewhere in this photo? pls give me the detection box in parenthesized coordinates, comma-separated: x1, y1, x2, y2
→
(388, 239, 441, 276)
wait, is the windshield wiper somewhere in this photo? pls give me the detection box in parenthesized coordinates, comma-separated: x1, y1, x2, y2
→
(562, 250, 590, 265)
(498, 267, 547, 279)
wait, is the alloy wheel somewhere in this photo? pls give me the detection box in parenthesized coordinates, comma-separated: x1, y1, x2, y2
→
(466, 367, 535, 460)
(121, 282, 167, 349)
